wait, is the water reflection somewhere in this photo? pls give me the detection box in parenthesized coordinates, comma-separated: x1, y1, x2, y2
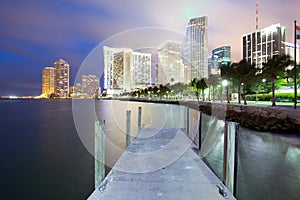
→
(237, 128, 300, 200)
(183, 109, 300, 200)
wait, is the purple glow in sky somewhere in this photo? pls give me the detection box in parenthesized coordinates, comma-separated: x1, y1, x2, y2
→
(0, 0, 299, 95)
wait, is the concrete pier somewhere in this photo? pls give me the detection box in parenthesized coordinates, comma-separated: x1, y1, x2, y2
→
(88, 128, 236, 200)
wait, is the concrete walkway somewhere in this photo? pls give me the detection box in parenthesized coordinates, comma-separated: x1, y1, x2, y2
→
(88, 128, 236, 200)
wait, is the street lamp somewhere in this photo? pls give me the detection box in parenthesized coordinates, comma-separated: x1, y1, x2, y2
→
(222, 79, 228, 87)
(222, 80, 229, 103)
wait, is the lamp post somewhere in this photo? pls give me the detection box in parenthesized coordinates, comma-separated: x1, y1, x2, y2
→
(222, 80, 229, 103)
(260, 78, 267, 102)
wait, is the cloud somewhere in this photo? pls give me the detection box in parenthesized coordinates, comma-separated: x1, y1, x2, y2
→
(0, 0, 299, 95)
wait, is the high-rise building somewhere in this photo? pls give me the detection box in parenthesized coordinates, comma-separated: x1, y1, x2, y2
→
(54, 59, 70, 98)
(70, 83, 82, 98)
(82, 74, 100, 98)
(103, 46, 151, 95)
(131, 51, 151, 89)
(285, 42, 300, 70)
(210, 46, 231, 75)
(158, 41, 184, 85)
(103, 46, 131, 95)
(243, 23, 286, 69)
(208, 56, 213, 75)
(183, 16, 208, 82)
(103, 46, 114, 92)
(42, 67, 54, 95)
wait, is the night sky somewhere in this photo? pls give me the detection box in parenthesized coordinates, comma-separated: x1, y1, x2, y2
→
(0, 0, 299, 96)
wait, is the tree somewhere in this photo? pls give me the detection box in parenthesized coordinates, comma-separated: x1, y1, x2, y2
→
(158, 84, 170, 99)
(147, 86, 153, 98)
(152, 85, 159, 97)
(190, 78, 200, 102)
(168, 82, 188, 99)
(143, 88, 148, 97)
(200, 78, 208, 101)
(207, 74, 220, 102)
(262, 54, 292, 106)
(230, 63, 242, 104)
(191, 78, 208, 103)
(220, 64, 232, 103)
(231, 59, 257, 105)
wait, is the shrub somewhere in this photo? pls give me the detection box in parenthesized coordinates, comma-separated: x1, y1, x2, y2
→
(246, 93, 300, 102)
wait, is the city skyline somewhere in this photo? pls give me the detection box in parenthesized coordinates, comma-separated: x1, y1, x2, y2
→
(1, 0, 300, 96)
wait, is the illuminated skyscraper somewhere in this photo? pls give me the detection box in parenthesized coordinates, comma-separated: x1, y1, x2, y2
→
(42, 67, 54, 95)
(82, 74, 100, 98)
(104, 46, 130, 95)
(158, 41, 183, 85)
(243, 23, 286, 69)
(131, 51, 151, 89)
(54, 59, 70, 98)
(285, 42, 300, 70)
(210, 46, 231, 75)
(103, 46, 151, 95)
(183, 16, 208, 82)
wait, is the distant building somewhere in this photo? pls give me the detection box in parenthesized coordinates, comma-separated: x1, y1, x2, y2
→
(54, 59, 70, 98)
(155, 64, 159, 85)
(131, 51, 151, 89)
(42, 67, 54, 95)
(158, 41, 184, 85)
(103, 46, 151, 95)
(74, 83, 82, 96)
(183, 16, 208, 82)
(243, 23, 286, 69)
(208, 57, 214, 75)
(82, 74, 100, 98)
(70, 83, 82, 98)
(103, 46, 130, 95)
(285, 42, 300, 70)
(210, 46, 231, 75)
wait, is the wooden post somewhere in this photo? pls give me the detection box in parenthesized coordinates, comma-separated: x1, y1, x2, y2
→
(223, 121, 228, 184)
(233, 123, 239, 197)
(138, 106, 142, 129)
(198, 111, 202, 150)
(187, 107, 189, 136)
(126, 110, 131, 148)
(294, 20, 297, 110)
(95, 120, 105, 189)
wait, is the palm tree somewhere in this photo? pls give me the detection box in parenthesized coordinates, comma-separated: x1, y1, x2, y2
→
(190, 78, 200, 102)
(262, 54, 292, 106)
(230, 63, 242, 104)
(198, 78, 208, 101)
(231, 60, 257, 105)
(190, 78, 208, 103)
(207, 74, 220, 102)
(152, 85, 159, 98)
(220, 64, 232, 103)
(158, 84, 170, 100)
(169, 82, 188, 99)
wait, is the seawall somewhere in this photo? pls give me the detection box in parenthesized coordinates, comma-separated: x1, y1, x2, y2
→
(117, 98, 300, 133)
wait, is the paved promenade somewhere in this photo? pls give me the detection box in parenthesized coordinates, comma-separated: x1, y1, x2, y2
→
(88, 128, 236, 200)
